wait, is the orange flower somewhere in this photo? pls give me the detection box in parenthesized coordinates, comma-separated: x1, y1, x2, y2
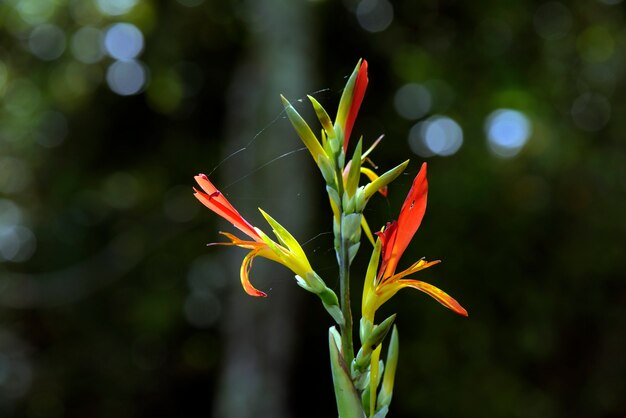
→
(362, 163, 468, 321)
(193, 174, 315, 298)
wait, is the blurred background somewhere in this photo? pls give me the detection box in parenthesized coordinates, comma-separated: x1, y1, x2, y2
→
(1, 0, 625, 417)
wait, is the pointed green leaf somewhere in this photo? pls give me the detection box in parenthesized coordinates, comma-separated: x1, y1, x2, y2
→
(369, 344, 382, 417)
(258, 208, 307, 261)
(362, 238, 382, 316)
(329, 327, 366, 418)
(346, 138, 363, 197)
(354, 314, 395, 374)
(335, 60, 362, 131)
(377, 326, 399, 411)
(309, 95, 336, 139)
(281, 95, 327, 164)
(364, 314, 396, 352)
(364, 160, 410, 200)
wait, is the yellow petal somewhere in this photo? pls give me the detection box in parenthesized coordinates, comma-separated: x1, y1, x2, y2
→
(396, 279, 468, 317)
(380, 259, 440, 284)
(360, 215, 376, 246)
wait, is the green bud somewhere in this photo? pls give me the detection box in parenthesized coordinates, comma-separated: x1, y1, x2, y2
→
(341, 213, 362, 242)
(354, 187, 366, 213)
(363, 314, 396, 352)
(318, 154, 336, 185)
(374, 405, 389, 418)
(327, 186, 341, 210)
(348, 242, 360, 264)
(360, 317, 374, 346)
(342, 192, 355, 213)
(329, 129, 342, 155)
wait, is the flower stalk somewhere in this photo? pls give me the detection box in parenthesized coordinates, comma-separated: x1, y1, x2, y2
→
(193, 58, 468, 417)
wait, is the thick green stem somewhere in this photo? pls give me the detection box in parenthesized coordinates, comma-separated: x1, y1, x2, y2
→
(339, 235, 354, 365)
(334, 162, 355, 366)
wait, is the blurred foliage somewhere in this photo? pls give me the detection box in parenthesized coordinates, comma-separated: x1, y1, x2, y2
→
(1, 0, 626, 417)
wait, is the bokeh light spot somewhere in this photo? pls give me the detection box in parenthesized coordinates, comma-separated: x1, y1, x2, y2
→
(102, 172, 141, 209)
(485, 109, 532, 158)
(393, 83, 431, 120)
(0, 61, 8, 95)
(106, 60, 146, 96)
(3, 79, 42, 117)
(29, 24, 66, 61)
(183, 292, 221, 328)
(0, 199, 23, 227)
(533, 2, 573, 40)
(16, 0, 56, 25)
(0, 225, 37, 263)
(408, 115, 463, 157)
(571, 93, 611, 132)
(71, 26, 105, 64)
(37, 111, 68, 148)
(104, 23, 144, 60)
(95, 0, 138, 16)
(577, 26, 614, 63)
(0, 157, 34, 194)
(356, 0, 394, 33)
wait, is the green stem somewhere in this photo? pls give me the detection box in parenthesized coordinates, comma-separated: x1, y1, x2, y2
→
(335, 162, 355, 366)
(339, 235, 354, 365)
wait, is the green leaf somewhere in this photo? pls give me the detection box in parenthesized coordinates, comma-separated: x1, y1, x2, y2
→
(361, 239, 382, 315)
(377, 326, 399, 411)
(258, 208, 307, 261)
(329, 327, 366, 418)
(335, 60, 363, 131)
(364, 314, 396, 352)
(281, 95, 327, 165)
(346, 138, 363, 197)
(363, 160, 410, 200)
(308, 95, 336, 139)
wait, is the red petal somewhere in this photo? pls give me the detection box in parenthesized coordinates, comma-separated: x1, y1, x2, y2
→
(384, 163, 428, 277)
(375, 221, 398, 280)
(193, 176, 262, 242)
(195, 174, 239, 214)
(343, 60, 369, 153)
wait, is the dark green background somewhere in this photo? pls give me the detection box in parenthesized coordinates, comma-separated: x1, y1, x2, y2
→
(1, 0, 625, 417)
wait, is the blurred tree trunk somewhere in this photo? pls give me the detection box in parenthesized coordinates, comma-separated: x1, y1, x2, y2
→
(214, 0, 316, 417)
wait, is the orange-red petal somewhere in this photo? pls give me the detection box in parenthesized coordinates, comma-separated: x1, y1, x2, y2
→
(383, 163, 428, 277)
(343, 60, 369, 153)
(193, 174, 262, 242)
(240, 248, 268, 297)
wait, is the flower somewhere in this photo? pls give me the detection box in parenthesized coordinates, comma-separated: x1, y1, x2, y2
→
(362, 163, 468, 321)
(336, 59, 369, 153)
(193, 174, 316, 298)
